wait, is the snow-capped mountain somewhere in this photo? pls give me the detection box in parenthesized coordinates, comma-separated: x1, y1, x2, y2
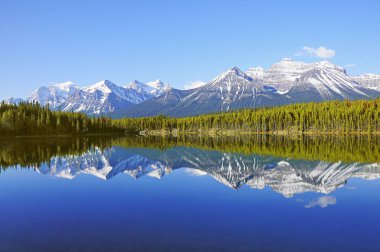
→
(24, 79, 172, 116)
(246, 58, 316, 92)
(4, 59, 380, 117)
(123, 88, 194, 117)
(353, 73, 380, 91)
(174, 66, 290, 114)
(61, 80, 137, 115)
(124, 67, 292, 117)
(3, 97, 25, 105)
(124, 79, 172, 103)
(245, 58, 378, 96)
(125, 80, 155, 103)
(27, 81, 78, 108)
(287, 61, 377, 102)
(146, 80, 171, 96)
(23, 79, 172, 116)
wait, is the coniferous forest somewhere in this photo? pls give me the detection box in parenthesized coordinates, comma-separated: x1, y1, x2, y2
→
(0, 102, 122, 136)
(1, 99, 380, 136)
(1, 134, 379, 171)
(114, 99, 380, 134)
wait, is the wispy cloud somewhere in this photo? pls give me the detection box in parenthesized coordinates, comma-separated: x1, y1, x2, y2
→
(184, 81, 206, 90)
(296, 46, 336, 59)
(305, 196, 336, 208)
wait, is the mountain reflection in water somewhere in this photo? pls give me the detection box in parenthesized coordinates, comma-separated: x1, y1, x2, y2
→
(1, 135, 379, 198)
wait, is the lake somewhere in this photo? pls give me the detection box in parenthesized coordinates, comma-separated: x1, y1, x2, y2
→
(0, 135, 379, 252)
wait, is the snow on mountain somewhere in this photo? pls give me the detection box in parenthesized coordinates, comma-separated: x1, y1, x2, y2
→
(123, 88, 193, 117)
(146, 80, 171, 96)
(245, 66, 265, 79)
(61, 80, 136, 115)
(125, 66, 292, 117)
(8, 59, 380, 117)
(246, 59, 349, 93)
(3, 97, 25, 105)
(287, 63, 378, 102)
(126, 80, 155, 94)
(245, 59, 380, 103)
(27, 81, 78, 108)
(125, 80, 160, 103)
(19, 78, 173, 116)
(353, 73, 380, 91)
(83, 80, 129, 99)
(246, 58, 314, 92)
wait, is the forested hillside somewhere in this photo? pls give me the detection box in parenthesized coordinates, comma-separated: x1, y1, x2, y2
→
(0, 102, 122, 136)
(2, 99, 380, 136)
(114, 99, 380, 134)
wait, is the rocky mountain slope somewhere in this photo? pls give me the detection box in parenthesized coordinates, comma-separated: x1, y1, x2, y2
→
(125, 62, 379, 117)
(353, 73, 380, 91)
(3, 59, 380, 117)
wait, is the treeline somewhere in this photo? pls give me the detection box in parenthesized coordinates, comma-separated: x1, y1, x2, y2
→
(3, 99, 380, 136)
(112, 135, 380, 163)
(1, 135, 379, 171)
(114, 99, 380, 134)
(0, 136, 116, 169)
(0, 102, 123, 136)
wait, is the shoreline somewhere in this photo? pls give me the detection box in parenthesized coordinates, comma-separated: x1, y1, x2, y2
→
(0, 133, 125, 140)
(139, 129, 380, 137)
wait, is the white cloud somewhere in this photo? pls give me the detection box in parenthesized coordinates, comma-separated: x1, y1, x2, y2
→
(184, 168, 207, 176)
(296, 46, 336, 59)
(305, 196, 336, 208)
(184, 81, 206, 90)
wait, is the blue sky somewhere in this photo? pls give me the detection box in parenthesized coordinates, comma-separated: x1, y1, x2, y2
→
(1, 0, 379, 99)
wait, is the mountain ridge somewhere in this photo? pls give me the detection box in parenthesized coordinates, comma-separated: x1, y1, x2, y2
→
(4, 59, 380, 117)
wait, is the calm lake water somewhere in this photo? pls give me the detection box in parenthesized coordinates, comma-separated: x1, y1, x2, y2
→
(0, 136, 379, 252)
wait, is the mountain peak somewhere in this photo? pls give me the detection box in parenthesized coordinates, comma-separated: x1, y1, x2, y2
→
(313, 61, 345, 74)
(146, 80, 171, 96)
(53, 81, 75, 87)
(228, 66, 244, 73)
(246, 66, 265, 79)
(315, 60, 337, 68)
(84, 80, 119, 93)
(125, 80, 147, 89)
(27, 81, 79, 108)
(52, 81, 77, 93)
(147, 79, 165, 88)
(213, 66, 253, 82)
(96, 79, 114, 86)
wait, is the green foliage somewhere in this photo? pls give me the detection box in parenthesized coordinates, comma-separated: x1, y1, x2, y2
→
(0, 136, 117, 169)
(0, 102, 123, 136)
(112, 135, 380, 163)
(1, 135, 378, 172)
(114, 99, 380, 134)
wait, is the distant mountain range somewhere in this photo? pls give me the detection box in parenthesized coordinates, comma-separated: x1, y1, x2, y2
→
(4, 59, 380, 117)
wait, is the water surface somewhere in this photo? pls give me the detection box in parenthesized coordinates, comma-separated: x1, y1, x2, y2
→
(0, 136, 379, 252)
